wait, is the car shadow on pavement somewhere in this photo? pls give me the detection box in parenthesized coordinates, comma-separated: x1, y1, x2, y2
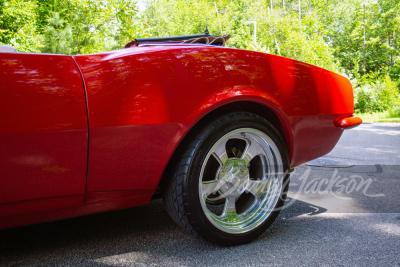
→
(0, 198, 325, 266)
(0, 196, 398, 266)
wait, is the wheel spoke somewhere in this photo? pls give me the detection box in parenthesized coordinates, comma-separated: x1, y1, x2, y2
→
(220, 196, 241, 221)
(211, 139, 228, 165)
(246, 180, 269, 198)
(242, 138, 275, 182)
(242, 140, 266, 165)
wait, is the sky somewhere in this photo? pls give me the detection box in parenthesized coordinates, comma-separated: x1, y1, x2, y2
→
(137, 0, 146, 11)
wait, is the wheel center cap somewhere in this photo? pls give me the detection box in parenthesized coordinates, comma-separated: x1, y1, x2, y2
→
(219, 158, 249, 197)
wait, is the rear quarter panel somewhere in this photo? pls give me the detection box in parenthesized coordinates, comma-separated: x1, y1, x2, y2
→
(73, 46, 353, 194)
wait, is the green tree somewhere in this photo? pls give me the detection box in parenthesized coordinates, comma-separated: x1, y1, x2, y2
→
(0, 0, 43, 52)
(142, 0, 339, 71)
(41, 12, 72, 54)
(39, 0, 147, 54)
(312, 0, 400, 78)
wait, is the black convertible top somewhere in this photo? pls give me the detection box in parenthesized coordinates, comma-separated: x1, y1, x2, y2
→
(125, 26, 230, 48)
(134, 34, 211, 43)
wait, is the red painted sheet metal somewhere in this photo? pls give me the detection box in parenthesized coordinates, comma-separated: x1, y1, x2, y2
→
(0, 45, 357, 230)
(0, 53, 88, 204)
(0, 195, 83, 217)
(73, 45, 355, 193)
(0, 194, 152, 230)
(83, 190, 154, 203)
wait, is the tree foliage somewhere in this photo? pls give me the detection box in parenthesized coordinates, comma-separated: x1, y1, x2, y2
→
(1, 0, 148, 54)
(141, 0, 338, 71)
(0, 0, 42, 52)
(313, 0, 400, 78)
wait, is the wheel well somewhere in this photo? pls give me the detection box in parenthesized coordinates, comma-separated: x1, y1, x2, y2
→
(156, 101, 288, 195)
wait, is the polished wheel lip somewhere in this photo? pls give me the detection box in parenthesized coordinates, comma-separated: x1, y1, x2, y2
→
(199, 128, 284, 234)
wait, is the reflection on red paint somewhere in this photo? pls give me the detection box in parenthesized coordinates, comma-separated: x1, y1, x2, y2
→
(0, 53, 88, 205)
(73, 45, 355, 193)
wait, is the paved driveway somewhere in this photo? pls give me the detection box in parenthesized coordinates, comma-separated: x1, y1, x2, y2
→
(0, 123, 399, 266)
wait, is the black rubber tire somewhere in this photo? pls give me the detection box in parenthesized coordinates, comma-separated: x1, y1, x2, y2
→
(162, 112, 290, 246)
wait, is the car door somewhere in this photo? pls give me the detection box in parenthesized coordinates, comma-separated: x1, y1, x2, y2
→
(0, 52, 88, 214)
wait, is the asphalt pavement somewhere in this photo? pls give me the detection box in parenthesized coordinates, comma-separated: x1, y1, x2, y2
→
(0, 123, 399, 267)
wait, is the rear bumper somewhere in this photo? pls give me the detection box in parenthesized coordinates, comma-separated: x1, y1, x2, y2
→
(335, 115, 363, 130)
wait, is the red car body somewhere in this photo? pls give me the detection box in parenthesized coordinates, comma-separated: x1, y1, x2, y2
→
(0, 45, 361, 229)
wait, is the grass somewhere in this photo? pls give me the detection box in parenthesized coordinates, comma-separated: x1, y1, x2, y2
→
(356, 107, 400, 123)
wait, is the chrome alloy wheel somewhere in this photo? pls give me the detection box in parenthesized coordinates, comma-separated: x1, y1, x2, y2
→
(199, 128, 284, 234)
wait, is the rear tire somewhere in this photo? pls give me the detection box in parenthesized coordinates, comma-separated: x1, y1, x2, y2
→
(163, 112, 290, 246)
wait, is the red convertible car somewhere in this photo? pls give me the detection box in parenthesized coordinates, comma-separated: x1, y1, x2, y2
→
(0, 33, 361, 245)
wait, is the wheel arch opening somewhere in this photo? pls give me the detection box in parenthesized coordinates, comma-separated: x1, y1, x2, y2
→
(155, 101, 290, 197)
